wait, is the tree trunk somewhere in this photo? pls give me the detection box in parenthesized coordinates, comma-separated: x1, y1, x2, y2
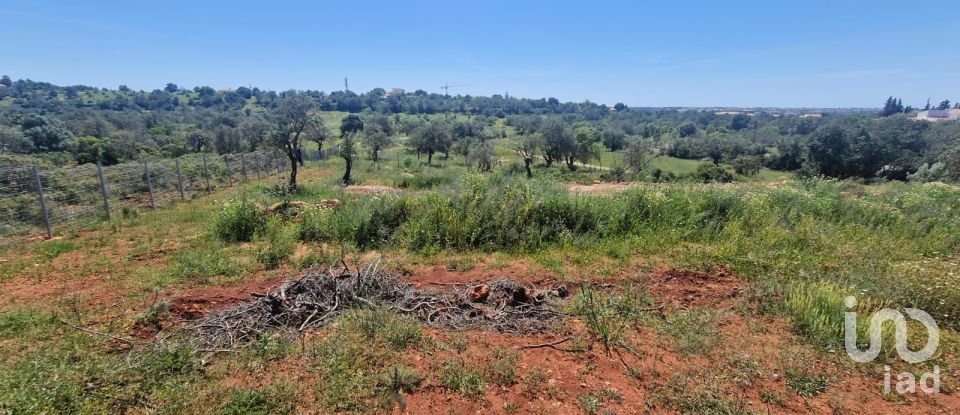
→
(288, 155, 298, 190)
(524, 157, 532, 178)
(566, 156, 577, 171)
(427, 151, 434, 165)
(343, 158, 352, 185)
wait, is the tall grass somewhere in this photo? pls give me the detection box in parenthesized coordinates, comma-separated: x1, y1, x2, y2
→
(297, 175, 960, 329)
(297, 175, 960, 255)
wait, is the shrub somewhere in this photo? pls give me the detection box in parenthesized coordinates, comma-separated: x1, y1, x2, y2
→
(258, 218, 297, 269)
(438, 359, 485, 398)
(213, 197, 265, 243)
(393, 172, 453, 190)
(485, 348, 519, 386)
(693, 163, 734, 183)
(570, 285, 644, 354)
(376, 366, 422, 409)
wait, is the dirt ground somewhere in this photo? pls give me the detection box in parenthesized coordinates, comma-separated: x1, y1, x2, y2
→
(176, 265, 960, 413)
(3, 246, 958, 414)
(567, 182, 637, 195)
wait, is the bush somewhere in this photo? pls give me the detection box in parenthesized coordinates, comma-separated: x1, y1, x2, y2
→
(393, 172, 454, 190)
(693, 163, 734, 183)
(438, 359, 485, 398)
(258, 218, 297, 269)
(213, 197, 265, 243)
(731, 155, 762, 176)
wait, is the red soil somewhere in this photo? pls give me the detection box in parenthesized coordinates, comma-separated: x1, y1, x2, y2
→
(647, 266, 742, 309)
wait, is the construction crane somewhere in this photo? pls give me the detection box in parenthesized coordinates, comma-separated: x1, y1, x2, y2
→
(440, 82, 467, 97)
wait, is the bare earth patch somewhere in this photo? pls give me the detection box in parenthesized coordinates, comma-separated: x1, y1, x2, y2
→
(648, 266, 742, 309)
(345, 184, 401, 195)
(567, 182, 636, 195)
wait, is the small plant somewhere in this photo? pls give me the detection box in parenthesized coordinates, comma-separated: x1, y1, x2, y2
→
(247, 332, 292, 362)
(0, 309, 57, 340)
(219, 384, 296, 415)
(121, 206, 139, 220)
(485, 348, 519, 386)
(37, 240, 77, 260)
(760, 389, 784, 406)
(577, 394, 601, 414)
(445, 257, 476, 272)
(342, 308, 421, 351)
(663, 309, 722, 355)
(438, 359, 485, 398)
(522, 366, 549, 396)
(137, 344, 202, 379)
(449, 332, 469, 353)
(168, 243, 240, 283)
(257, 218, 297, 269)
(571, 285, 627, 354)
(213, 196, 265, 243)
(136, 300, 170, 326)
(577, 389, 622, 414)
(786, 370, 828, 398)
(783, 281, 874, 348)
(376, 366, 422, 409)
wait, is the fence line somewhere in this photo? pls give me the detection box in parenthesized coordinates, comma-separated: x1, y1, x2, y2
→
(0, 150, 302, 242)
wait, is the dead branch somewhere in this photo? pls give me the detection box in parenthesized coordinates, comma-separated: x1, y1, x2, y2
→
(519, 336, 572, 350)
(59, 318, 141, 345)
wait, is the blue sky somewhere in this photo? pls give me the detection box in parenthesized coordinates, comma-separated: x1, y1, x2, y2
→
(3, 0, 958, 107)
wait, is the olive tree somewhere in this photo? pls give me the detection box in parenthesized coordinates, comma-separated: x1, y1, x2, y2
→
(339, 114, 364, 184)
(270, 92, 317, 190)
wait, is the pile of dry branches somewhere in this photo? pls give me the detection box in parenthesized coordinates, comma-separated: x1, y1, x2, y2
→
(185, 260, 567, 350)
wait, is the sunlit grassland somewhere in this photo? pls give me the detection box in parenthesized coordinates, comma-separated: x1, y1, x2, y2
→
(2, 150, 960, 412)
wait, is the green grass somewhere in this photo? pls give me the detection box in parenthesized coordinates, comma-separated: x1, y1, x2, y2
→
(661, 309, 723, 355)
(219, 384, 296, 415)
(166, 241, 242, 283)
(437, 358, 486, 398)
(2, 148, 960, 412)
(647, 156, 703, 175)
(308, 309, 423, 412)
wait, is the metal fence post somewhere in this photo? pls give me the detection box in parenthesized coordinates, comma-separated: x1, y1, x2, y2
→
(240, 153, 248, 181)
(143, 161, 156, 209)
(202, 153, 212, 193)
(175, 158, 186, 200)
(32, 166, 52, 238)
(224, 156, 233, 186)
(96, 161, 111, 220)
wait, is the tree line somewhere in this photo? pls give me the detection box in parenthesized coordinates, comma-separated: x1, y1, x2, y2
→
(2, 75, 959, 185)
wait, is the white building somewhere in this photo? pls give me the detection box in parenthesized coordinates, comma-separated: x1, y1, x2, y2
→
(916, 109, 960, 122)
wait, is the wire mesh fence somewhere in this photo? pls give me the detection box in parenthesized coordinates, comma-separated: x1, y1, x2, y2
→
(0, 150, 294, 243)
